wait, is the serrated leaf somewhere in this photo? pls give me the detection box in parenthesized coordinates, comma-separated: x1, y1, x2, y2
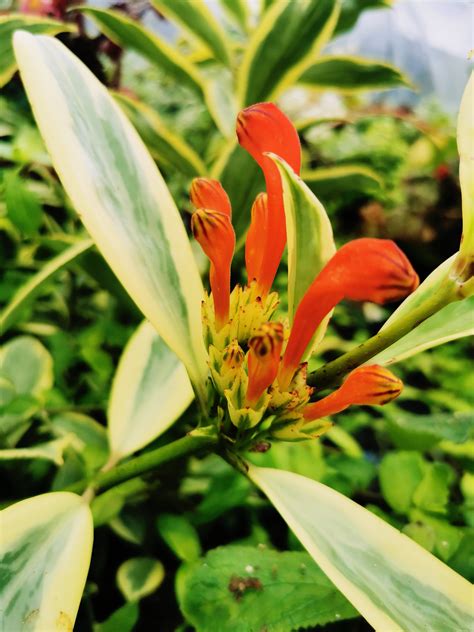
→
(238, 0, 339, 105)
(0, 492, 93, 631)
(299, 55, 410, 92)
(108, 321, 194, 459)
(151, 0, 231, 66)
(1, 238, 93, 334)
(269, 154, 335, 333)
(249, 465, 473, 632)
(177, 545, 357, 631)
(0, 335, 53, 397)
(0, 13, 74, 88)
(117, 557, 165, 602)
(156, 513, 201, 562)
(370, 296, 474, 365)
(14, 33, 208, 398)
(114, 92, 207, 177)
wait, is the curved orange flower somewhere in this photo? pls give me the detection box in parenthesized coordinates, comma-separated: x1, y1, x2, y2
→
(237, 103, 301, 296)
(190, 177, 232, 218)
(246, 322, 284, 406)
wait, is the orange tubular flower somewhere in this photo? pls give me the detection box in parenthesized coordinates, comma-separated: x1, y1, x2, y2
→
(246, 322, 284, 407)
(245, 193, 268, 283)
(279, 238, 419, 390)
(190, 177, 232, 218)
(191, 208, 235, 330)
(303, 365, 403, 420)
(237, 103, 301, 295)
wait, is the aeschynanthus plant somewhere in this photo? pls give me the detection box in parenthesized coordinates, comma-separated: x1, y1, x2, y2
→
(3, 31, 472, 632)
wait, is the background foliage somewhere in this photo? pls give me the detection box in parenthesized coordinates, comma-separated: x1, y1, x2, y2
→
(1, 1, 472, 630)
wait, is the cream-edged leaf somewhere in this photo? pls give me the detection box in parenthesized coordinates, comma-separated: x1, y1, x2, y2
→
(117, 557, 165, 602)
(151, 0, 231, 66)
(108, 321, 194, 460)
(0, 13, 74, 88)
(268, 154, 335, 321)
(249, 465, 473, 632)
(0, 492, 93, 631)
(370, 296, 474, 365)
(14, 32, 208, 398)
(0, 437, 71, 465)
(302, 163, 383, 200)
(113, 92, 207, 177)
(453, 71, 474, 281)
(237, 0, 339, 105)
(0, 335, 53, 398)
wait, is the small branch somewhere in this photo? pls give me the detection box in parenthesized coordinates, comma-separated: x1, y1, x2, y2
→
(64, 431, 217, 496)
(307, 282, 458, 391)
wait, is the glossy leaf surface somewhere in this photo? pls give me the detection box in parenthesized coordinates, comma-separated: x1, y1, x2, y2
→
(14, 33, 208, 394)
(249, 465, 473, 631)
(0, 492, 93, 630)
(108, 321, 194, 459)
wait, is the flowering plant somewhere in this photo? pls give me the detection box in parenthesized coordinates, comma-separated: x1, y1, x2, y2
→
(1, 30, 473, 632)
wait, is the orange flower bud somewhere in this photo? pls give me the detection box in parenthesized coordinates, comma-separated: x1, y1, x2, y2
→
(190, 177, 232, 218)
(245, 193, 268, 284)
(191, 208, 235, 330)
(279, 238, 418, 390)
(246, 322, 284, 406)
(303, 365, 403, 420)
(237, 103, 301, 296)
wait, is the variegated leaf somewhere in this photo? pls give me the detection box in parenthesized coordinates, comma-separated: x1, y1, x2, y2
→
(108, 321, 194, 460)
(0, 492, 93, 631)
(14, 33, 208, 401)
(249, 465, 473, 632)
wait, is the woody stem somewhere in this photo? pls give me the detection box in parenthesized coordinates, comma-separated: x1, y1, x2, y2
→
(307, 282, 458, 391)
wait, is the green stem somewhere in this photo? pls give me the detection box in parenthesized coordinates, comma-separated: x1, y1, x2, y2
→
(64, 432, 217, 495)
(307, 282, 458, 390)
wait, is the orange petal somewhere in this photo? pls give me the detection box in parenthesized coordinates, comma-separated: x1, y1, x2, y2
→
(191, 208, 235, 329)
(190, 177, 232, 218)
(237, 103, 301, 296)
(279, 238, 418, 389)
(245, 192, 268, 284)
(303, 365, 403, 420)
(246, 322, 284, 406)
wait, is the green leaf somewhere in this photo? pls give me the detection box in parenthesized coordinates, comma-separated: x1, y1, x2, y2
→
(412, 462, 455, 515)
(0, 335, 53, 397)
(269, 154, 335, 329)
(96, 602, 139, 632)
(78, 7, 203, 95)
(219, 0, 249, 32)
(387, 411, 474, 450)
(0, 13, 74, 88)
(370, 296, 474, 365)
(302, 164, 383, 200)
(299, 55, 411, 92)
(335, 0, 391, 35)
(238, 0, 340, 105)
(0, 436, 71, 465)
(14, 33, 208, 398)
(0, 492, 93, 630)
(114, 92, 207, 177)
(1, 238, 93, 334)
(249, 465, 473, 632)
(110, 506, 147, 545)
(379, 451, 427, 515)
(156, 513, 201, 562)
(177, 545, 357, 631)
(51, 411, 109, 472)
(117, 557, 165, 602)
(4, 170, 42, 236)
(151, 0, 231, 65)
(108, 321, 194, 459)
(409, 509, 464, 563)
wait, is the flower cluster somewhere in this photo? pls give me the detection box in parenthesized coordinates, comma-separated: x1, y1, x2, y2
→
(191, 103, 419, 451)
